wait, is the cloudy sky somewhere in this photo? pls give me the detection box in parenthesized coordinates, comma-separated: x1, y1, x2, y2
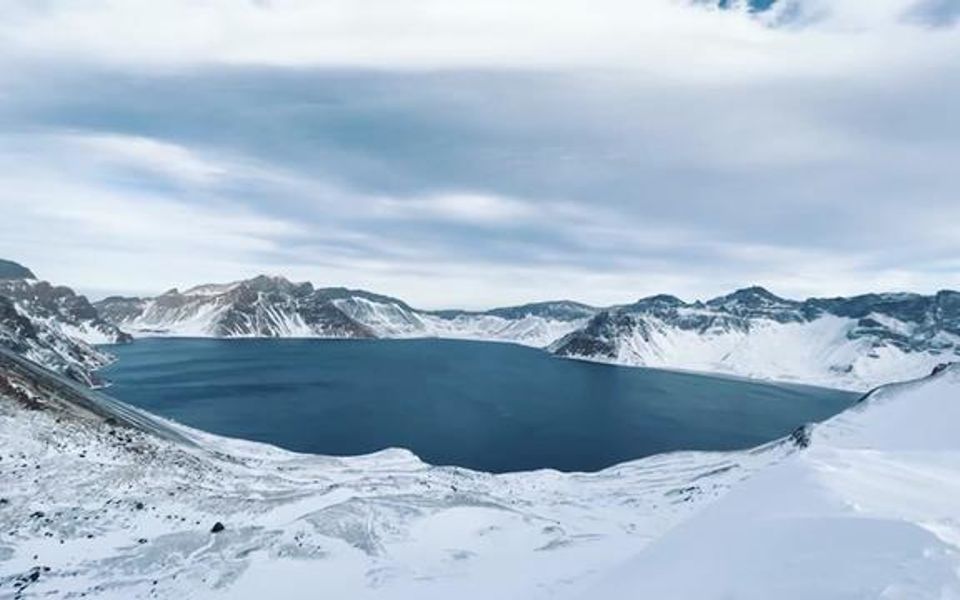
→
(1, 0, 958, 309)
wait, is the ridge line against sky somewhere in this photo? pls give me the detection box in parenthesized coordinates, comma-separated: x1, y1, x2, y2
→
(0, 0, 958, 309)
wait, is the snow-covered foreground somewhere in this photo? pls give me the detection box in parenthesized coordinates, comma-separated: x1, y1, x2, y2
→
(2, 345, 959, 599)
(584, 363, 960, 599)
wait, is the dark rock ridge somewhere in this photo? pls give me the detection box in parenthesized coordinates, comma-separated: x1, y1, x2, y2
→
(94, 275, 599, 339)
(96, 276, 380, 338)
(0, 259, 36, 280)
(0, 262, 130, 386)
(433, 300, 597, 322)
(551, 286, 960, 366)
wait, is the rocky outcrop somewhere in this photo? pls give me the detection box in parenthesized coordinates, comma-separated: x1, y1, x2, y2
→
(0, 261, 130, 386)
(551, 287, 960, 390)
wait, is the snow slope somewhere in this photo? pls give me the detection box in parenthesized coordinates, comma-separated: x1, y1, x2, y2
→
(95, 277, 592, 348)
(2, 342, 959, 599)
(551, 288, 960, 390)
(582, 362, 960, 599)
(554, 310, 955, 390)
(0, 344, 794, 599)
(0, 263, 130, 386)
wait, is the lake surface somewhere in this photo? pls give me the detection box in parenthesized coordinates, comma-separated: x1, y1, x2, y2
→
(102, 338, 858, 473)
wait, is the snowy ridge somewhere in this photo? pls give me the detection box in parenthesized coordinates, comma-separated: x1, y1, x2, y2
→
(0, 263, 131, 386)
(95, 276, 373, 339)
(94, 275, 960, 390)
(551, 287, 960, 390)
(2, 342, 959, 598)
(95, 276, 592, 348)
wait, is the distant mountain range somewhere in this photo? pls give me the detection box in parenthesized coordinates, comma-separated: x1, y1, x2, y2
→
(93, 276, 594, 348)
(549, 286, 960, 390)
(1, 258, 957, 390)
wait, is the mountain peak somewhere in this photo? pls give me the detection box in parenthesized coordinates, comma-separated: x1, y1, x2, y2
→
(634, 294, 685, 306)
(243, 274, 312, 294)
(708, 286, 789, 307)
(0, 259, 36, 280)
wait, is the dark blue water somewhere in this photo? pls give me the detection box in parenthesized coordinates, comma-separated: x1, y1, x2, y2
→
(101, 338, 858, 473)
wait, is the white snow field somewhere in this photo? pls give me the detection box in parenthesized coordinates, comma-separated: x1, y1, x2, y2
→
(583, 363, 960, 599)
(2, 344, 959, 599)
(557, 311, 958, 391)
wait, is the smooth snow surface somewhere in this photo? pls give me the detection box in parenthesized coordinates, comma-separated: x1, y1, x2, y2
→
(583, 364, 960, 599)
(2, 343, 959, 599)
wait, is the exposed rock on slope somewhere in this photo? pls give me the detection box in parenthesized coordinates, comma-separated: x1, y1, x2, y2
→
(93, 273, 960, 389)
(0, 261, 130, 386)
(551, 287, 960, 390)
(96, 276, 376, 338)
(95, 276, 595, 346)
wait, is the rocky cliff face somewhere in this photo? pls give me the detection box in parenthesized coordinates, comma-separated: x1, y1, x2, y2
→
(91, 273, 960, 390)
(94, 276, 594, 347)
(0, 258, 36, 280)
(550, 287, 960, 390)
(0, 260, 130, 386)
(96, 276, 378, 338)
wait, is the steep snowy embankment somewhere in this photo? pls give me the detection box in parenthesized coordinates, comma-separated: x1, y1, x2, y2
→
(583, 363, 960, 599)
(553, 311, 954, 390)
(96, 277, 592, 348)
(551, 289, 960, 390)
(0, 262, 130, 386)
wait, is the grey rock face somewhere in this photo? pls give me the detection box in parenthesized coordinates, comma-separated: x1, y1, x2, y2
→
(431, 300, 597, 322)
(0, 279, 132, 344)
(0, 263, 131, 386)
(94, 276, 379, 338)
(551, 286, 960, 378)
(0, 259, 36, 280)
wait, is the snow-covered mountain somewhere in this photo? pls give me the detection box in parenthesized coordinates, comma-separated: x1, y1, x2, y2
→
(95, 276, 376, 339)
(94, 276, 595, 347)
(2, 337, 958, 599)
(550, 286, 960, 390)
(93, 275, 960, 390)
(0, 261, 130, 386)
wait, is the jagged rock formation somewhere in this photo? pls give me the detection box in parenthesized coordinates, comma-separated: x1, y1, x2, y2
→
(550, 286, 960, 390)
(0, 260, 130, 386)
(97, 276, 375, 338)
(92, 273, 960, 390)
(94, 276, 595, 347)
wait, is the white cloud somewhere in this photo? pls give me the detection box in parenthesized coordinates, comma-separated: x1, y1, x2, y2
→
(374, 193, 537, 224)
(64, 134, 228, 185)
(0, 0, 955, 79)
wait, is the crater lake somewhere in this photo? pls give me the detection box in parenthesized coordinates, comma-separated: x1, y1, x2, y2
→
(101, 338, 858, 473)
